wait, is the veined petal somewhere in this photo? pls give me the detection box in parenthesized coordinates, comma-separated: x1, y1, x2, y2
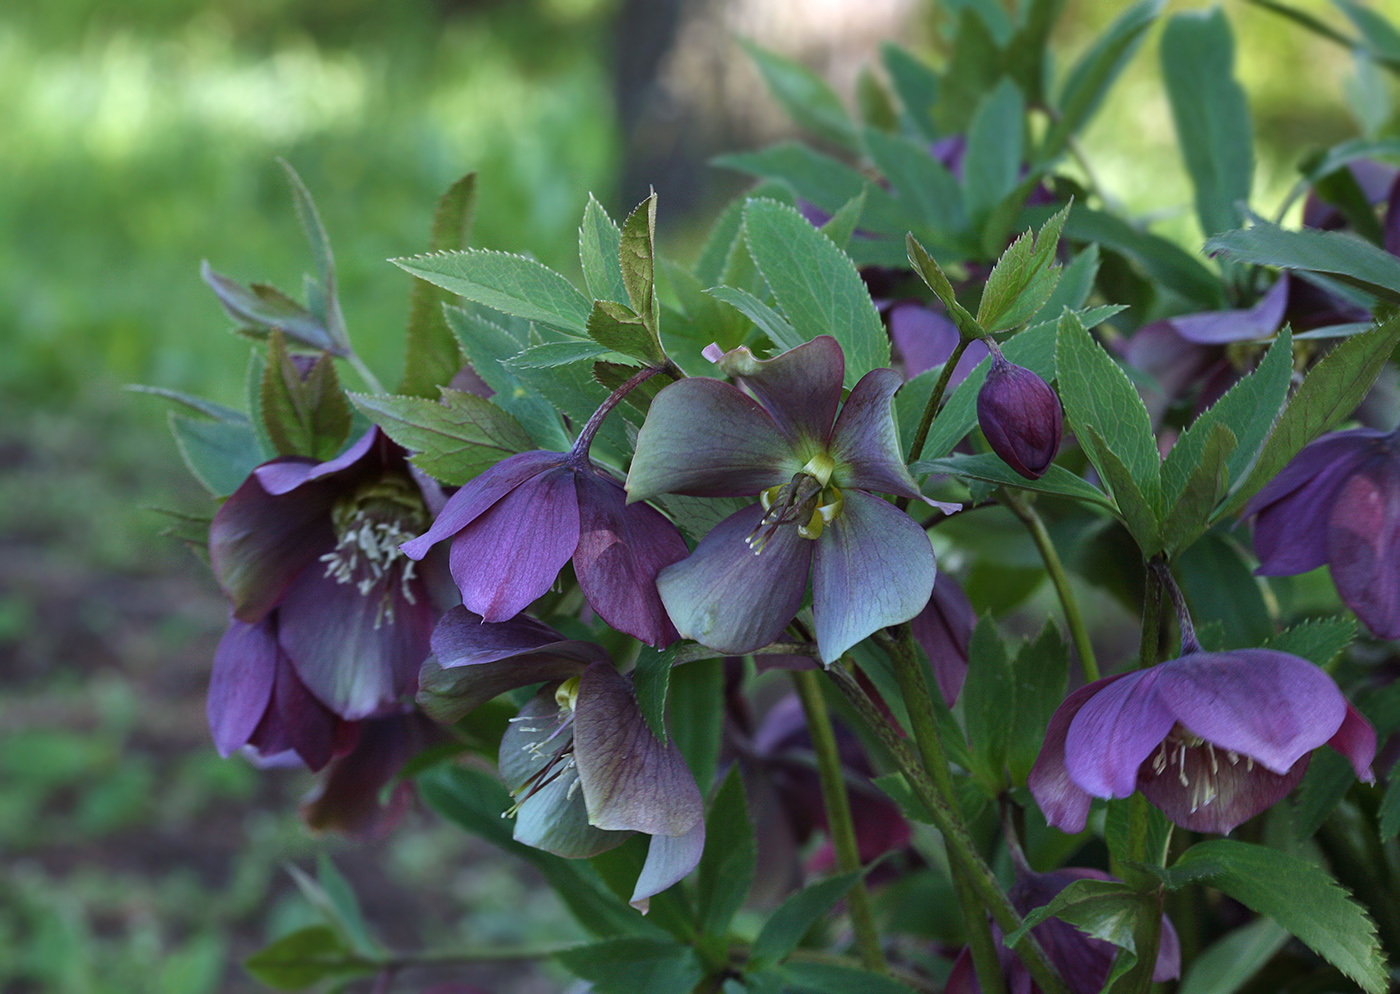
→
(1154, 649, 1346, 774)
(254, 427, 380, 495)
(811, 490, 935, 663)
(400, 450, 565, 560)
(208, 615, 278, 757)
(827, 367, 924, 499)
(448, 466, 580, 622)
(631, 818, 706, 909)
(1328, 456, 1400, 638)
(1328, 701, 1378, 782)
(656, 504, 813, 656)
(573, 470, 688, 646)
(626, 378, 796, 501)
(574, 662, 703, 837)
(709, 336, 844, 449)
(1029, 677, 1129, 833)
(1064, 669, 1176, 798)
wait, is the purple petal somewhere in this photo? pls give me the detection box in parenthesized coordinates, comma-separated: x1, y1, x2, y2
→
(1138, 744, 1308, 835)
(1154, 650, 1346, 774)
(250, 649, 348, 771)
(1329, 700, 1378, 782)
(911, 573, 973, 706)
(811, 490, 936, 663)
(400, 450, 566, 560)
(626, 378, 796, 501)
(1328, 456, 1400, 638)
(887, 301, 990, 382)
(1064, 669, 1176, 799)
(447, 465, 580, 621)
(1170, 278, 1288, 345)
(1029, 678, 1129, 833)
(828, 367, 924, 499)
(573, 470, 689, 646)
(208, 615, 278, 757)
(301, 712, 428, 839)
(708, 335, 844, 448)
(254, 427, 380, 495)
(631, 817, 706, 909)
(573, 662, 704, 837)
(277, 565, 432, 720)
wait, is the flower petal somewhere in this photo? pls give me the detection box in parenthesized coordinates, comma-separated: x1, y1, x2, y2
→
(811, 490, 935, 663)
(1170, 277, 1288, 345)
(301, 712, 429, 839)
(1138, 744, 1308, 835)
(630, 817, 706, 909)
(573, 470, 689, 646)
(1328, 700, 1377, 783)
(254, 427, 381, 495)
(708, 336, 844, 449)
(656, 504, 813, 656)
(448, 465, 580, 621)
(911, 573, 974, 706)
(1064, 669, 1176, 798)
(1328, 455, 1400, 638)
(1028, 679, 1126, 833)
(208, 614, 278, 757)
(250, 649, 348, 772)
(827, 367, 924, 499)
(1154, 649, 1346, 774)
(625, 378, 796, 501)
(573, 662, 703, 837)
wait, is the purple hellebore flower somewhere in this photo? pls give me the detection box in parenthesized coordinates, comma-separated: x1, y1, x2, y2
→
(1245, 427, 1400, 639)
(399, 447, 689, 647)
(977, 348, 1064, 479)
(1028, 648, 1375, 835)
(911, 571, 975, 705)
(945, 867, 1180, 994)
(625, 336, 943, 663)
(209, 427, 440, 726)
(300, 710, 439, 839)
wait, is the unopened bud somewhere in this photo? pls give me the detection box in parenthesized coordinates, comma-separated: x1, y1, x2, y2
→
(977, 355, 1063, 479)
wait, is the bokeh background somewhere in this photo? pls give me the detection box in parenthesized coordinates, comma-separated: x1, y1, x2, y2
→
(0, 0, 1370, 990)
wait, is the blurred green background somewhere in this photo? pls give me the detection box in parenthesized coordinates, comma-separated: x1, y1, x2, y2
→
(0, 0, 1375, 991)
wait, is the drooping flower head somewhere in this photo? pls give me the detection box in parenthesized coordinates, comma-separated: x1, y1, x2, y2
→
(626, 336, 944, 663)
(1028, 647, 1375, 834)
(209, 427, 440, 726)
(1245, 427, 1400, 639)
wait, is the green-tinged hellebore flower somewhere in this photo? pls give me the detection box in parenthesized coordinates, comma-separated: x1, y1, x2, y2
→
(626, 336, 947, 663)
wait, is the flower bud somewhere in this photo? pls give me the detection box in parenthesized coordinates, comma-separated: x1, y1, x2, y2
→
(977, 355, 1063, 479)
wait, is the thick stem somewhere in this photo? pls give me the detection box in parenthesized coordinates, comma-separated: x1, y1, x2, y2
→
(791, 668, 888, 975)
(907, 338, 974, 464)
(569, 363, 668, 467)
(1150, 558, 1199, 655)
(1001, 488, 1098, 682)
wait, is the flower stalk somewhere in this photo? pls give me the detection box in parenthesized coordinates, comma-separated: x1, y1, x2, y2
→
(907, 338, 974, 464)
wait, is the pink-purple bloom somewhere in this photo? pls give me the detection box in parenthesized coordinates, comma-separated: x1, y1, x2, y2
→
(977, 348, 1064, 479)
(1028, 648, 1375, 835)
(1245, 427, 1400, 639)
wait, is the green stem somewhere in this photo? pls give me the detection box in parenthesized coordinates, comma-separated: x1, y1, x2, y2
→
(1001, 488, 1098, 682)
(824, 662, 1070, 994)
(1138, 565, 1162, 671)
(791, 669, 887, 975)
(907, 338, 974, 464)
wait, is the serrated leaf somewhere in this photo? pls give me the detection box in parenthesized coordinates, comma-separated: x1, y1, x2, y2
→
(1004, 877, 1144, 960)
(1292, 748, 1360, 841)
(1087, 425, 1162, 553)
(393, 250, 592, 334)
(748, 869, 866, 968)
(1170, 839, 1387, 993)
(1160, 9, 1253, 235)
(260, 331, 352, 460)
(349, 389, 532, 486)
(817, 189, 865, 251)
(242, 925, 373, 990)
(1061, 205, 1226, 310)
(705, 285, 803, 353)
(1206, 221, 1400, 304)
(915, 454, 1117, 512)
(1223, 312, 1400, 517)
(581, 193, 628, 304)
(740, 38, 859, 150)
(1159, 422, 1236, 555)
(587, 300, 666, 367)
(169, 413, 265, 497)
(399, 172, 476, 397)
(509, 340, 615, 369)
(963, 78, 1025, 225)
(977, 205, 1069, 333)
(278, 159, 349, 352)
(1006, 621, 1070, 785)
(696, 767, 755, 938)
(1264, 616, 1356, 667)
(632, 644, 676, 745)
(555, 937, 703, 994)
(743, 199, 889, 387)
(620, 193, 660, 335)
(200, 261, 340, 355)
(963, 614, 1014, 792)
(905, 235, 982, 338)
(862, 128, 967, 235)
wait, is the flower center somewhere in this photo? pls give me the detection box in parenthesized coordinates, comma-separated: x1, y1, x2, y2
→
(747, 454, 843, 552)
(319, 474, 429, 626)
(1146, 724, 1252, 814)
(504, 678, 581, 817)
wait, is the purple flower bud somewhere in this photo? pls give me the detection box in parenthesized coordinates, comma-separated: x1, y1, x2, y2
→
(977, 354, 1063, 479)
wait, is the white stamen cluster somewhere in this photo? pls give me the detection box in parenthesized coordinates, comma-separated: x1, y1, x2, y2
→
(1148, 731, 1254, 814)
(319, 515, 420, 625)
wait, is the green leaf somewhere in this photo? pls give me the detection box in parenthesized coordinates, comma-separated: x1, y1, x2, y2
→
(632, 644, 676, 745)
(1176, 531, 1274, 648)
(743, 198, 889, 387)
(620, 192, 660, 335)
(259, 331, 352, 461)
(748, 870, 866, 967)
(777, 960, 916, 994)
(1006, 621, 1070, 785)
(977, 205, 1069, 333)
(1380, 775, 1400, 840)
(349, 389, 533, 486)
(1223, 312, 1400, 517)
(1292, 748, 1360, 841)
(392, 250, 593, 334)
(1004, 877, 1145, 964)
(278, 159, 349, 352)
(1061, 205, 1226, 310)
(587, 300, 666, 367)
(580, 193, 628, 304)
(1160, 9, 1253, 235)
(200, 261, 340, 355)
(282, 859, 378, 958)
(862, 128, 967, 236)
(1088, 425, 1162, 553)
(1171, 839, 1387, 993)
(915, 455, 1117, 512)
(668, 659, 724, 793)
(399, 172, 475, 397)
(1158, 423, 1237, 555)
(905, 234, 982, 338)
(963, 78, 1025, 226)
(1106, 797, 1174, 871)
(963, 614, 1014, 792)
(242, 925, 374, 991)
(706, 285, 804, 353)
(1205, 221, 1400, 304)
(555, 937, 703, 994)
(817, 190, 866, 251)
(1056, 310, 1162, 511)
(169, 413, 265, 497)
(1003, 0, 1068, 108)
(740, 38, 859, 150)
(1177, 917, 1291, 994)
(1265, 616, 1356, 667)
(696, 767, 756, 938)
(1041, 0, 1163, 162)
(881, 43, 940, 141)
(509, 340, 615, 369)
(125, 384, 249, 424)
(937, 10, 1006, 134)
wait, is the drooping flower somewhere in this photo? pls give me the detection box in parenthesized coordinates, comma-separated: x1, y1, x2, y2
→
(626, 336, 944, 663)
(911, 571, 975, 705)
(945, 867, 1180, 994)
(1028, 647, 1375, 834)
(977, 343, 1063, 479)
(209, 427, 441, 723)
(400, 437, 689, 647)
(1244, 427, 1400, 639)
(300, 710, 439, 839)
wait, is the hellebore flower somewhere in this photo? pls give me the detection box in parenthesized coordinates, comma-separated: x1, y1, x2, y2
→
(977, 343, 1063, 479)
(1245, 427, 1400, 639)
(400, 435, 689, 648)
(209, 427, 439, 723)
(626, 336, 942, 663)
(1028, 647, 1375, 835)
(945, 867, 1180, 994)
(301, 710, 439, 839)
(911, 571, 975, 705)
